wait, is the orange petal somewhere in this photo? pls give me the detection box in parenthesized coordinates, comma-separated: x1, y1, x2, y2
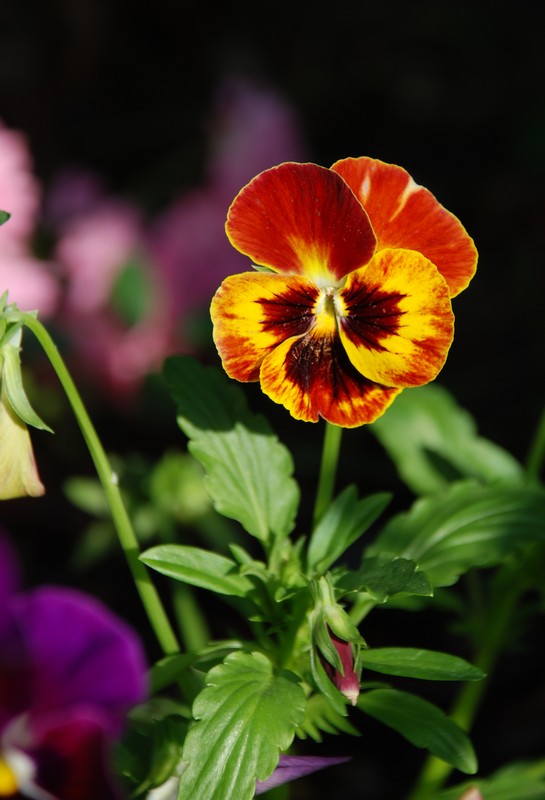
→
(226, 162, 377, 283)
(259, 327, 400, 427)
(338, 248, 454, 388)
(211, 271, 319, 381)
(331, 157, 477, 297)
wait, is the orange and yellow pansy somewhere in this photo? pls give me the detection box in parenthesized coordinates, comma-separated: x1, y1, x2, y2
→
(211, 157, 477, 427)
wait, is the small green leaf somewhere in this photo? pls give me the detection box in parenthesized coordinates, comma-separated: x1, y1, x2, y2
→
(150, 642, 245, 693)
(337, 554, 432, 602)
(141, 544, 254, 597)
(359, 688, 477, 774)
(2, 345, 53, 432)
(307, 486, 391, 573)
(363, 648, 485, 681)
(0, 210, 10, 226)
(296, 693, 360, 742)
(164, 356, 300, 544)
(110, 256, 152, 326)
(178, 651, 306, 800)
(371, 384, 523, 494)
(368, 481, 545, 587)
(438, 760, 545, 799)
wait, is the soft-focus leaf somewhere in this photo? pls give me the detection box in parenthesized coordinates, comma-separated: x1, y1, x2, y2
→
(296, 693, 360, 742)
(307, 486, 391, 573)
(336, 554, 432, 601)
(367, 481, 545, 587)
(178, 651, 306, 800)
(164, 356, 299, 543)
(363, 648, 484, 681)
(359, 689, 477, 774)
(438, 760, 545, 800)
(141, 544, 254, 597)
(110, 256, 152, 326)
(0, 210, 11, 225)
(116, 711, 187, 793)
(371, 384, 523, 494)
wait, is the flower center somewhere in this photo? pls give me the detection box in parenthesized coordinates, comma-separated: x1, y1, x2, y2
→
(313, 286, 345, 334)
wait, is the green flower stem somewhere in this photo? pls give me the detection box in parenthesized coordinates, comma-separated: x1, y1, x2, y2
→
(313, 422, 343, 528)
(406, 573, 524, 800)
(24, 315, 180, 657)
(526, 403, 545, 481)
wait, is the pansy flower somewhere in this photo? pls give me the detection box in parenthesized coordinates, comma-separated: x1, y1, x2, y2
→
(0, 532, 147, 799)
(211, 157, 477, 427)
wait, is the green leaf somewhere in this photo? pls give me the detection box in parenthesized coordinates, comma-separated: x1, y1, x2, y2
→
(141, 544, 254, 597)
(115, 709, 188, 794)
(307, 486, 391, 573)
(296, 693, 360, 742)
(336, 554, 432, 602)
(367, 481, 545, 587)
(371, 384, 523, 494)
(0, 210, 10, 226)
(438, 761, 545, 800)
(2, 344, 53, 431)
(363, 648, 484, 681)
(178, 651, 306, 800)
(150, 642, 245, 693)
(110, 256, 153, 326)
(164, 356, 300, 543)
(358, 688, 477, 774)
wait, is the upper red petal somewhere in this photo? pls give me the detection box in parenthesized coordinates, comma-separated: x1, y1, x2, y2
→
(331, 157, 477, 297)
(226, 162, 377, 282)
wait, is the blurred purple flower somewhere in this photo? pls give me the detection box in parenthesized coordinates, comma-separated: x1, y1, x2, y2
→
(0, 532, 147, 799)
(0, 121, 59, 317)
(149, 77, 307, 323)
(254, 755, 351, 795)
(46, 77, 306, 400)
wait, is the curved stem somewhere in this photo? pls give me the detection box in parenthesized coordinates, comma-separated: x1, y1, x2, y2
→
(24, 315, 180, 657)
(313, 422, 343, 528)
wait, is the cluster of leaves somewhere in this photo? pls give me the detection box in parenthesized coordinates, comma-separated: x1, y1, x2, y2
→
(117, 357, 545, 800)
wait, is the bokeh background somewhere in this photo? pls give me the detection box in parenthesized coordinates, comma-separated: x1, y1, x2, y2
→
(2, 2, 545, 798)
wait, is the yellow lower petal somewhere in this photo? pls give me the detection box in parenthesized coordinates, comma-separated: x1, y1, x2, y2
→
(211, 271, 318, 381)
(338, 248, 454, 387)
(259, 328, 400, 427)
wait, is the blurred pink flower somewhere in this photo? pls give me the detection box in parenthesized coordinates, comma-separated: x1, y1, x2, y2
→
(50, 78, 307, 400)
(53, 197, 175, 399)
(0, 121, 59, 317)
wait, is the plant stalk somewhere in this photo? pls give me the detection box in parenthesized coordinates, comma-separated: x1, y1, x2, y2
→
(24, 315, 180, 657)
(313, 422, 343, 528)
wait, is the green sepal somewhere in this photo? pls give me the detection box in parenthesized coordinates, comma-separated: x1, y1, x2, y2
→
(1, 343, 53, 432)
(0, 210, 10, 226)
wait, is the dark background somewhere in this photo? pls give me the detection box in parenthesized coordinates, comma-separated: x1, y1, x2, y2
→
(2, 2, 545, 798)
